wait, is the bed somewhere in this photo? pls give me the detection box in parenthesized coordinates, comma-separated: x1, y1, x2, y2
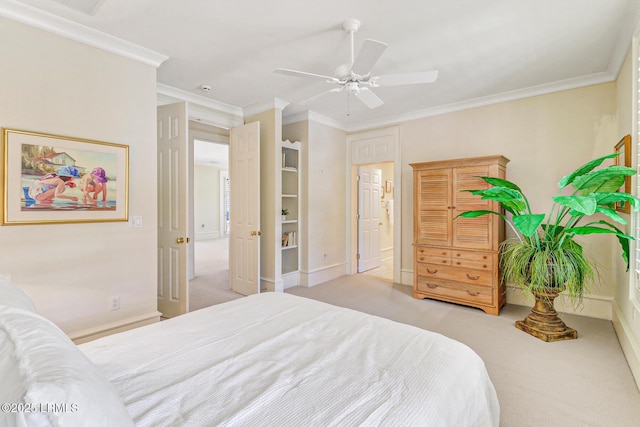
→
(1, 280, 499, 427)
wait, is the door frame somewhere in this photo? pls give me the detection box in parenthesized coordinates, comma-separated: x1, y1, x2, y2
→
(188, 123, 230, 280)
(347, 126, 402, 284)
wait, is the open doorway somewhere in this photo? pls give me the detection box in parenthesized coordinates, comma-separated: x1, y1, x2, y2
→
(358, 161, 394, 282)
(188, 124, 242, 310)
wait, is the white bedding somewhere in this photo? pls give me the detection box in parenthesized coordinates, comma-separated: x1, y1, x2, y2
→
(79, 292, 499, 426)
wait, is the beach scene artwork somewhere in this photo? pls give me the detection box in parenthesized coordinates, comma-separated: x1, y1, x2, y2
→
(2, 128, 128, 225)
(21, 143, 117, 211)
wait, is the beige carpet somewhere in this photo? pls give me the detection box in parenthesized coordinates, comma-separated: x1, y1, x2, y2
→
(189, 238, 242, 311)
(189, 246, 640, 426)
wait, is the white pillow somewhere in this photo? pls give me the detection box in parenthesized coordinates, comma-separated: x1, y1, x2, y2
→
(0, 277, 36, 312)
(0, 305, 134, 427)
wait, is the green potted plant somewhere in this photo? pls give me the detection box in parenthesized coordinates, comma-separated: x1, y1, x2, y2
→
(281, 208, 289, 221)
(456, 153, 639, 341)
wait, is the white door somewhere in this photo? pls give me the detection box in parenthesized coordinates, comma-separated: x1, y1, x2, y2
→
(229, 121, 261, 295)
(358, 166, 382, 272)
(157, 102, 189, 317)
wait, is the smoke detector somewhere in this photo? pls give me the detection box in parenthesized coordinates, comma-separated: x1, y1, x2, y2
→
(200, 84, 212, 92)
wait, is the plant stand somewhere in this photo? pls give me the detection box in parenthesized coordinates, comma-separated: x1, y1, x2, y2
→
(515, 288, 577, 342)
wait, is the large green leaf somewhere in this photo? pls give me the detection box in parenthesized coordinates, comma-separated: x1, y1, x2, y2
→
(479, 176, 523, 193)
(455, 210, 506, 221)
(595, 192, 640, 210)
(595, 206, 626, 224)
(499, 199, 527, 215)
(467, 186, 522, 202)
(582, 220, 635, 271)
(564, 225, 631, 238)
(513, 213, 545, 237)
(552, 195, 596, 215)
(572, 166, 635, 194)
(558, 153, 619, 189)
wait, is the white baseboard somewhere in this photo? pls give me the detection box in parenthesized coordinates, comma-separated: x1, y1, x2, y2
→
(612, 302, 640, 391)
(282, 271, 299, 289)
(69, 311, 161, 344)
(400, 268, 413, 286)
(299, 263, 347, 287)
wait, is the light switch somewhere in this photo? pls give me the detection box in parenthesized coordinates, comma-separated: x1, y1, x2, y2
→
(130, 216, 143, 228)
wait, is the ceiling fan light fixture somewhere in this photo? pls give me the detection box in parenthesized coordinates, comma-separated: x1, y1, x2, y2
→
(274, 18, 438, 112)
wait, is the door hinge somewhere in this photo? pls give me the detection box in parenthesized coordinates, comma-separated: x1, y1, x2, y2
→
(356, 175, 360, 181)
(356, 213, 360, 220)
(356, 253, 360, 259)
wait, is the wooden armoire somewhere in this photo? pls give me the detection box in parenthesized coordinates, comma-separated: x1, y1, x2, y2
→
(411, 155, 509, 315)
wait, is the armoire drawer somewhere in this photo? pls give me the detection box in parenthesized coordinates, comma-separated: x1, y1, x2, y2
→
(415, 246, 451, 265)
(452, 250, 493, 262)
(416, 246, 451, 258)
(416, 263, 493, 286)
(450, 258, 493, 271)
(416, 278, 492, 305)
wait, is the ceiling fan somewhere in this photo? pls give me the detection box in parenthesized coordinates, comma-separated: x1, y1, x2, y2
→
(274, 19, 438, 110)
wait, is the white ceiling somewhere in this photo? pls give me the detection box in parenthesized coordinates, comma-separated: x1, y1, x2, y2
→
(7, 0, 640, 129)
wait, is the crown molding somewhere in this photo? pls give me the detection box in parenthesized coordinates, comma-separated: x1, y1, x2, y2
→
(0, 0, 168, 67)
(346, 71, 616, 132)
(157, 84, 244, 129)
(243, 98, 290, 118)
(282, 110, 346, 131)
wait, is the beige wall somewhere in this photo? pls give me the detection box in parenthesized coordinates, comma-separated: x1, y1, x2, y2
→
(399, 82, 618, 315)
(613, 48, 640, 385)
(194, 165, 223, 239)
(283, 120, 348, 285)
(0, 18, 159, 335)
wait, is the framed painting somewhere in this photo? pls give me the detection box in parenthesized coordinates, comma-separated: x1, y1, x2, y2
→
(614, 134, 632, 214)
(1, 128, 129, 225)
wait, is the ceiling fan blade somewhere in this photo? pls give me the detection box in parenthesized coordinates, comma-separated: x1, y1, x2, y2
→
(354, 88, 384, 109)
(351, 39, 387, 76)
(274, 68, 339, 83)
(373, 70, 439, 87)
(298, 87, 343, 105)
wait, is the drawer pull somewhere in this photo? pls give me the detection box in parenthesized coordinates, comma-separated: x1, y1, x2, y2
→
(426, 268, 438, 274)
(442, 252, 447, 255)
(466, 290, 480, 296)
(419, 257, 425, 261)
(456, 262, 461, 265)
(466, 273, 480, 280)
(442, 260, 447, 264)
(427, 284, 438, 289)
(483, 264, 487, 269)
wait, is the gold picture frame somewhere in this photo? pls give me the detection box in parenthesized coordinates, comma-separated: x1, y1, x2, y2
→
(614, 134, 632, 214)
(2, 128, 129, 225)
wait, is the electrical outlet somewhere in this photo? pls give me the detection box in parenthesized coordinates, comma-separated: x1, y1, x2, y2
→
(109, 295, 120, 311)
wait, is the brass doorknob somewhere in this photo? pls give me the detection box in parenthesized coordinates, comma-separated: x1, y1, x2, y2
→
(250, 230, 262, 236)
(176, 237, 190, 244)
